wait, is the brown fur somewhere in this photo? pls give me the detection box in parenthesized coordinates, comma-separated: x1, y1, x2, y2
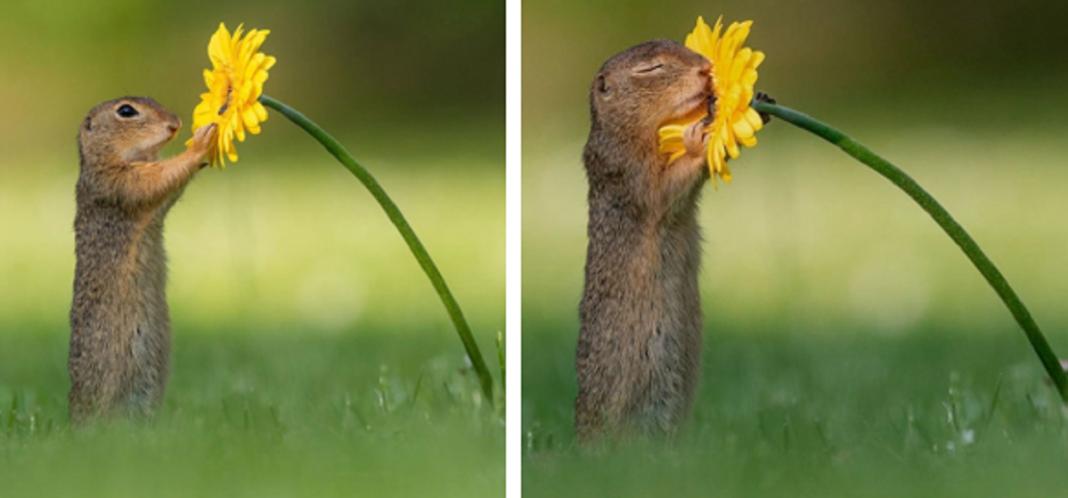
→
(69, 96, 215, 423)
(575, 40, 713, 442)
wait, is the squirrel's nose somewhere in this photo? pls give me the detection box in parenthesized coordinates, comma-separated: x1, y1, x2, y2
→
(694, 56, 712, 74)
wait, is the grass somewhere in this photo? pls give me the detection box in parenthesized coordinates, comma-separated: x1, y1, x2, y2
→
(522, 324, 1068, 498)
(2, 329, 501, 497)
(0, 147, 503, 496)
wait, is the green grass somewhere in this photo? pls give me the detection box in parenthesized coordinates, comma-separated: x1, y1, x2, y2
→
(522, 324, 1068, 498)
(2, 329, 501, 497)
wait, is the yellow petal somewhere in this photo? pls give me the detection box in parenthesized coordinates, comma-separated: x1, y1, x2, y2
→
(244, 53, 265, 81)
(659, 124, 686, 140)
(712, 137, 726, 167)
(743, 69, 759, 87)
(667, 149, 686, 164)
(208, 23, 231, 68)
(725, 135, 740, 159)
(730, 48, 751, 85)
(253, 102, 268, 121)
(744, 108, 763, 131)
(750, 50, 765, 70)
(732, 116, 754, 139)
(231, 24, 245, 52)
(236, 80, 253, 102)
(246, 29, 271, 54)
(242, 106, 261, 131)
(686, 16, 715, 58)
(660, 140, 683, 154)
(718, 22, 746, 64)
(230, 112, 245, 142)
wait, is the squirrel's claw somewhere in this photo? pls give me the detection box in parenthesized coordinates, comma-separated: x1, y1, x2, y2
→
(193, 123, 217, 141)
(191, 123, 217, 152)
(188, 123, 218, 165)
(682, 120, 707, 157)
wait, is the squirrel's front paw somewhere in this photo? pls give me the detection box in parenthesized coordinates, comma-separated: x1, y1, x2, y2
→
(190, 123, 218, 157)
(682, 120, 708, 157)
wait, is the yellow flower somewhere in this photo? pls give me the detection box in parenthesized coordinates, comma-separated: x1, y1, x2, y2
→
(658, 16, 765, 186)
(187, 23, 276, 167)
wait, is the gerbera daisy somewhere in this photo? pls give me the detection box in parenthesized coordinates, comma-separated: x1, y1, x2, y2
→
(187, 23, 276, 167)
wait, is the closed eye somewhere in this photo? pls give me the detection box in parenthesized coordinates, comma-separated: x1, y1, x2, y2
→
(635, 63, 664, 74)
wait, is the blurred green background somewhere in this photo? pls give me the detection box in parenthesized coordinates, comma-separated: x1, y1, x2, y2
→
(524, 1, 1068, 496)
(0, 1, 503, 496)
(0, 0, 504, 332)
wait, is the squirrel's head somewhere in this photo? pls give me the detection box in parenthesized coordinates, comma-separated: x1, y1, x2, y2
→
(79, 97, 182, 164)
(588, 40, 711, 155)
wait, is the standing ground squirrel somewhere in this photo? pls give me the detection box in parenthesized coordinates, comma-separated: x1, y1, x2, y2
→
(69, 96, 216, 423)
(575, 40, 713, 441)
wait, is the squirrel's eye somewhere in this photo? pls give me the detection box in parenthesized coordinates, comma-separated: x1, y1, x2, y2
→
(635, 63, 664, 74)
(116, 104, 139, 118)
(597, 75, 610, 94)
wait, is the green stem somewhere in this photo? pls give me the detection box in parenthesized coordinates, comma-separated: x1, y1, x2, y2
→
(752, 100, 1068, 404)
(260, 95, 495, 404)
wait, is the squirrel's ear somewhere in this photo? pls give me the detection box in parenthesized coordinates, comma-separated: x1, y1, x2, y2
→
(597, 74, 610, 96)
(84, 116, 93, 131)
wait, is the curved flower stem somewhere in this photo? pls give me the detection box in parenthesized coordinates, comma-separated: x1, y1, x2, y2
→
(752, 100, 1068, 404)
(260, 95, 495, 404)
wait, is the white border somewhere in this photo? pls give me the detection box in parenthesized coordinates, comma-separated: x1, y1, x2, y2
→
(504, 0, 521, 496)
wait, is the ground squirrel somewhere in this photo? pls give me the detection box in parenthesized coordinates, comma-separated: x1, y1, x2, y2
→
(575, 40, 714, 441)
(69, 97, 216, 423)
